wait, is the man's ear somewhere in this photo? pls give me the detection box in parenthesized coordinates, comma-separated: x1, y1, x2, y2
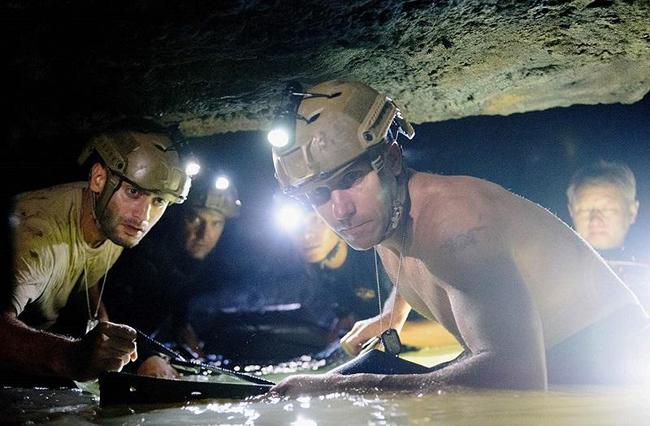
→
(567, 203, 577, 225)
(385, 141, 403, 177)
(88, 163, 107, 194)
(630, 200, 640, 224)
(567, 203, 575, 218)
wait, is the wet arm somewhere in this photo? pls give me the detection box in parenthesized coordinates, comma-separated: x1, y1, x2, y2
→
(346, 233, 547, 390)
(0, 308, 79, 378)
(274, 265, 548, 397)
(381, 287, 412, 330)
(340, 288, 411, 355)
(1, 307, 137, 381)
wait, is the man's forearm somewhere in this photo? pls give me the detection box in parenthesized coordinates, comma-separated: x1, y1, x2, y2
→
(383, 289, 411, 330)
(338, 351, 546, 392)
(0, 311, 78, 378)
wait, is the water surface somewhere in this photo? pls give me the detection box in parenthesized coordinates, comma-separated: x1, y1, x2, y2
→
(4, 346, 650, 425)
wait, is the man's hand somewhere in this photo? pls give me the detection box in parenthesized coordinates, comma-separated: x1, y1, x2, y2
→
(340, 316, 386, 356)
(270, 374, 337, 397)
(341, 288, 411, 356)
(270, 373, 384, 397)
(137, 355, 180, 379)
(176, 324, 205, 359)
(71, 321, 137, 381)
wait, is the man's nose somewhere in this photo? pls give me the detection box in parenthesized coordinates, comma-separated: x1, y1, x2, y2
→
(330, 189, 355, 222)
(196, 222, 207, 239)
(133, 198, 152, 223)
(588, 209, 604, 223)
(302, 227, 315, 242)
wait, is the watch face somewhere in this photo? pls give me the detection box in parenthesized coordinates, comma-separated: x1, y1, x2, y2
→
(381, 328, 402, 356)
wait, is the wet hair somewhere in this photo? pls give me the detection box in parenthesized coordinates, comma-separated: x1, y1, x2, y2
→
(567, 160, 637, 205)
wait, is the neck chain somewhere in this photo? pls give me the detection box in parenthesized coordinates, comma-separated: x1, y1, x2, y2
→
(83, 241, 113, 333)
(376, 218, 407, 333)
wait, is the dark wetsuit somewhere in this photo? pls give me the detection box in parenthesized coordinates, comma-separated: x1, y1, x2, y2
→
(103, 214, 232, 364)
(303, 248, 393, 328)
(546, 304, 650, 384)
(189, 244, 392, 362)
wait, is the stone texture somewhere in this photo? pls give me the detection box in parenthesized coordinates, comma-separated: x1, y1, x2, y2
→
(5, 0, 650, 137)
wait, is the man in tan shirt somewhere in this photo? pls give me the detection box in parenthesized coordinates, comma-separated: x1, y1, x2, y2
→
(1, 120, 191, 383)
(268, 80, 648, 395)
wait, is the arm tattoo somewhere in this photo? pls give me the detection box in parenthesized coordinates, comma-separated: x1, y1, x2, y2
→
(439, 226, 487, 255)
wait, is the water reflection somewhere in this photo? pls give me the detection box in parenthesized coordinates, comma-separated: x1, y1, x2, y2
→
(4, 384, 650, 424)
(97, 386, 650, 425)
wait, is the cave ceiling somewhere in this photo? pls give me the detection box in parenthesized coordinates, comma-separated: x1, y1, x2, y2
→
(6, 0, 650, 138)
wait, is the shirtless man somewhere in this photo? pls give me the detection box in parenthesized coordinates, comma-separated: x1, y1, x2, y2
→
(1, 121, 191, 383)
(267, 80, 648, 395)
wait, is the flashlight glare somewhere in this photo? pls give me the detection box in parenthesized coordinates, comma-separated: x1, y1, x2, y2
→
(276, 204, 305, 232)
(267, 128, 289, 148)
(215, 176, 230, 190)
(185, 161, 201, 177)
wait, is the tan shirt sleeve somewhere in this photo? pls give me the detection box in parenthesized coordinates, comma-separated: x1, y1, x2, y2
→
(11, 214, 57, 316)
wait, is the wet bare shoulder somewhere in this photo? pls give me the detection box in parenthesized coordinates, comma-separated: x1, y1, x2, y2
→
(409, 173, 511, 272)
(411, 174, 505, 240)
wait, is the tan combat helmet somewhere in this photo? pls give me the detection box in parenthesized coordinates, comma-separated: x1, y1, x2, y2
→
(271, 80, 414, 196)
(186, 176, 241, 218)
(78, 130, 191, 217)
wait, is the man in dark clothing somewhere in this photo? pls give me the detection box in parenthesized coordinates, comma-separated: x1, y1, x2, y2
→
(286, 209, 392, 336)
(567, 160, 650, 310)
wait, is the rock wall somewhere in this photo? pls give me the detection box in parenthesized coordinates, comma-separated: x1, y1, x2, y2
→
(6, 0, 650, 137)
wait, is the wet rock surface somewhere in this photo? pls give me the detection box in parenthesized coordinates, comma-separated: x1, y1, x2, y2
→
(5, 1, 650, 137)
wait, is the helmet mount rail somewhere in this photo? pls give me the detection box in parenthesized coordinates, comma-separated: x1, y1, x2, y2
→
(268, 81, 343, 149)
(270, 80, 415, 206)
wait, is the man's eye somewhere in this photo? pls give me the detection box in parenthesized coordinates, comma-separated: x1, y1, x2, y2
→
(126, 186, 141, 197)
(338, 171, 365, 190)
(306, 187, 331, 206)
(153, 198, 167, 207)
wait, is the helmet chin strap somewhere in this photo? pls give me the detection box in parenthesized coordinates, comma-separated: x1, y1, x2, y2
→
(386, 169, 409, 239)
(90, 189, 99, 225)
(371, 151, 409, 243)
(93, 169, 122, 226)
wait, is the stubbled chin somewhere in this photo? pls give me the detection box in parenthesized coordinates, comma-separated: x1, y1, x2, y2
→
(118, 228, 148, 247)
(344, 238, 375, 251)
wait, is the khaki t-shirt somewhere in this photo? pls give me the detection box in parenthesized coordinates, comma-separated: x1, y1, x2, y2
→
(10, 182, 123, 329)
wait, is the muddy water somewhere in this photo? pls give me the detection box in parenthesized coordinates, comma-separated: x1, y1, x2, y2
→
(3, 346, 650, 425)
(4, 384, 650, 425)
